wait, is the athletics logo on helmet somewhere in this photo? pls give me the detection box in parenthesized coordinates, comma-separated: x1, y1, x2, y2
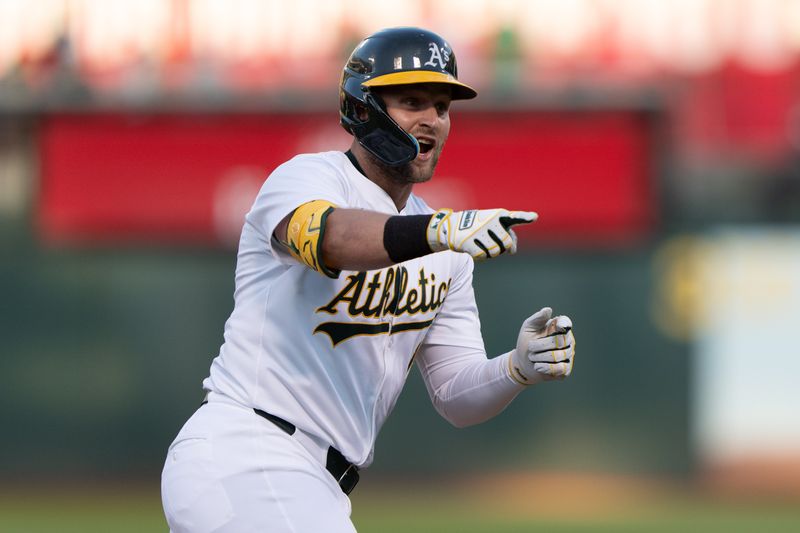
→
(339, 27, 477, 167)
(424, 42, 451, 69)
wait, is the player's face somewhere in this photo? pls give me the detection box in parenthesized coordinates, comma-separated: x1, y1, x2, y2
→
(377, 84, 452, 183)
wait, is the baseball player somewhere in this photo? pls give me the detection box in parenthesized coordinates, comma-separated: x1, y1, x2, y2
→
(161, 27, 576, 533)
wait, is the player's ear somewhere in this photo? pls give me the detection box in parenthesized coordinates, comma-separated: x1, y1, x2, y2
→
(354, 103, 369, 122)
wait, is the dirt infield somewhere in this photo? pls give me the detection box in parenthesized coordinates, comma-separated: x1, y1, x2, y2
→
(2, 471, 800, 533)
(458, 471, 680, 519)
(361, 466, 800, 521)
(700, 457, 800, 499)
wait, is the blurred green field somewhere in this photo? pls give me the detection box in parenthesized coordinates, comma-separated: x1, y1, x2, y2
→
(2, 478, 799, 533)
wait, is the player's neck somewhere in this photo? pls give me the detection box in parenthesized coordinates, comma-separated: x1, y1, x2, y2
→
(347, 145, 413, 212)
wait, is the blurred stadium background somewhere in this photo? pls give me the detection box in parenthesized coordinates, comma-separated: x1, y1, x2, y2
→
(1, 0, 800, 531)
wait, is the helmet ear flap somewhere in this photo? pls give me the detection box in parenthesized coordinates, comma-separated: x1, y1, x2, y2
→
(350, 93, 419, 166)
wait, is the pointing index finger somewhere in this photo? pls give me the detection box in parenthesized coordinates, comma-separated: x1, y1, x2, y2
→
(499, 211, 538, 229)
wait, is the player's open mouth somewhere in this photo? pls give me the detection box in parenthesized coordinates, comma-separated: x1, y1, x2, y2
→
(416, 136, 436, 160)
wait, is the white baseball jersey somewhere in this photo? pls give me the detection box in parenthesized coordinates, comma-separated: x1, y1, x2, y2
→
(204, 150, 517, 467)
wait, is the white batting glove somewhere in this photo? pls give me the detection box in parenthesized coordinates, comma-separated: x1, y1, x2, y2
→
(509, 307, 575, 386)
(426, 208, 538, 260)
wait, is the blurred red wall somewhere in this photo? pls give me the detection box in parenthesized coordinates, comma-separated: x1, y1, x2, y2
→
(38, 111, 655, 247)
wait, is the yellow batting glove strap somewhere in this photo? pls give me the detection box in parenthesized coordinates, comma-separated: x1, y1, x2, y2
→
(286, 200, 340, 278)
(426, 208, 453, 252)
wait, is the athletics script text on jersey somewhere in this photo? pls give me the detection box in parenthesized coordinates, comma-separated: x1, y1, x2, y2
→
(314, 266, 451, 346)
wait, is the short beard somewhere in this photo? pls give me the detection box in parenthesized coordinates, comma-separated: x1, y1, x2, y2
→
(364, 148, 438, 185)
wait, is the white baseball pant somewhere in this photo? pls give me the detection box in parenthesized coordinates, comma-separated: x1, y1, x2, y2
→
(161, 392, 357, 533)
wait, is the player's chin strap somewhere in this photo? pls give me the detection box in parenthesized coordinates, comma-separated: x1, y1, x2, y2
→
(345, 92, 420, 167)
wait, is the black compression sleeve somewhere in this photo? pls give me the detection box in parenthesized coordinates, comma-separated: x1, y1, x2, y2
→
(383, 214, 435, 263)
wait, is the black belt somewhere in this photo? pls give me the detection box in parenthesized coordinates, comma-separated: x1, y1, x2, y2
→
(254, 408, 360, 495)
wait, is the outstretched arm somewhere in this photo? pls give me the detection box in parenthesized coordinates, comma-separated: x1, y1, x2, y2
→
(274, 205, 537, 275)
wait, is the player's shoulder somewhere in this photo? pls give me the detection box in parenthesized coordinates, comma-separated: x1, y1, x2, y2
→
(261, 151, 351, 195)
(271, 151, 348, 176)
